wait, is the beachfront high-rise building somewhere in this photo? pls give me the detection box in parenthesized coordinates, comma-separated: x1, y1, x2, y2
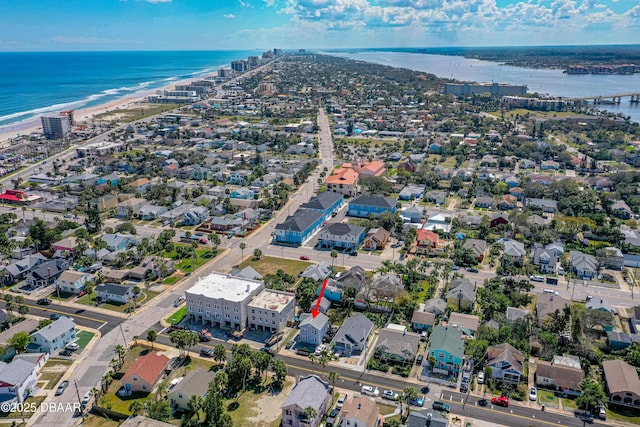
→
(248, 56, 260, 68)
(231, 60, 248, 73)
(40, 112, 72, 139)
(274, 48, 284, 57)
(444, 82, 527, 97)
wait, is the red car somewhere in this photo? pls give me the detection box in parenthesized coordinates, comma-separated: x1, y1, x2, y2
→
(300, 256, 310, 260)
(492, 397, 509, 407)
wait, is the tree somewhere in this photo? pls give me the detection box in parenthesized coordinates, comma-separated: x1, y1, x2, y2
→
(9, 332, 30, 352)
(302, 406, 318, 422)
(209, 233, 221, 250)
(271, 358, 288, 389)
(170, 330, 199, 358)
(187, 394, 204, 418)
(330, 250, 338, 266)
(202, 379, 233, 427)
(147, 330, 158, 350)
(253, 248, 262, 260)
(84, 203, 102, 234)
(576, 378, 606, 412)
(403, 386, 419, 418)
(128, 400, 144, 416)
(213, 343, 227, 365)
(38, 319, 52, 329)
(328, 371, 341, 392)
(114, 344, 126, 366)
(252, 349, 272, 383)
(240, 242, 246, 260)
(147, 400, 171, 421)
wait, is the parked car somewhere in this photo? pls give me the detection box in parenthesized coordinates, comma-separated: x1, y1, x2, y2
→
(530, 275, 545, 282)
(200, 348, 214, 358)
(597, 405, 606, 420)
(492, 396, 509, 407)
(199, 238, 208, 244)
(432, 401, 450, 412)
(314, 344, 326, 355)
(55, 380, 69, 396)
(407, 396, 424, 407)
(59, 349, 73, 357)
(285, 340, 295, 350)
(477, 371, 485, 384)
(260, 347, 275, 355)
(50, 313, 61, 320)
(451, 265, 459, 271)
(416, 354, 424, 365)
(65, 342, 79, 351)
(382, 390, 399, 401)
(336, 394, 346, 409)
(466, 267, 479, 273)
(37, 298, 52, 305)
(529, 387, 537, 401)
(81, 393, 91, 408)
(77, 290, 87, 297)
(361, 385, 380, 397)
(478, 399, 488, 406)
(460, 383, 468, 393)
(300, 255, 310, 260)
(174, 296, 186, 307)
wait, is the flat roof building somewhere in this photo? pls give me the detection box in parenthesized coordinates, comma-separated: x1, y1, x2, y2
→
(248, 289, 295, 333)
(186, 272, 264, 331)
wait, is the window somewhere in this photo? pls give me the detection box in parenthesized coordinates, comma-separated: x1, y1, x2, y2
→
(206, 303, 210, 307)
(252, 309, 255, 313)
(272, 312, 275, 317)
(142, 385, 147, 390)
(225, 313, 230, 319)
(224, 306, 229, 311)
(234, 315, 239, 321)
(133, 376, 138, 381)
(178, 392, 183, 398)
(234, 307, 239, 313)
(252, 316, 255, 320)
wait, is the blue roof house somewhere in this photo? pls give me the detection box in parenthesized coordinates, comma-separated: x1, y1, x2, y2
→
(274, 209, 325, 246)
(348, 194, 397, 219)
(299, 191, 344, 218)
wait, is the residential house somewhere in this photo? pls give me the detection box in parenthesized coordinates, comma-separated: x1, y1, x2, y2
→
(355, 273, 403, 309)
(362, 228, 391, 251)
(532, 245, 558, 273)
(607, 332, 633, 350)
(231, 266, 263, 281)
(358, 160, 386, 178)
(446, 278, 477, 311)
(490, 212, 509, 227)
(411, 307, 436, 332)
(139, 204, 168, 221)
(424, 213, 452, 234)
(168, 369, 217, 411)
(427, 326, 464, 376)
(12, 353, 49, 372)
(1, 254, 47, 284)
(326, 167, 359, 197)
(570, 250, 598, 279)
(598, 247, 624, 270)
(248, 289, 296, 333)
(229, 187, 255, 200)
(182, 206, 210, 226)
(498, 194, 517, 210)
(185, 273, 264, 330)
(406, 410, 448, 427)
(90, 194, 118, 212)
(56, 270, 90, 294)
(27, 316, 76, 354)
(52, 237, 78, 254)
(612, 200, 633, 219)
(102, 233, 137, 252)
(348, 195, 397, 219)
(324, 266, 369, 304)
(502, 239, 526, 264)
(121, 352, 170, 393)
(299, 191, 344, 218)
(95, 283, 135, 304)
(448, 312, 480, 337)
(340, 396, 384, 427)
(116, 198, 147, 219)
(520, 159, 536, 169)
(526, 198, 558, 213)
(541, 160, 560, 170)
(475, 196, 495, 209)
(463, 239, 486, 262)
(487, 343, 524, 385)
(0, 359, 38, 405)
(480, 154, 499, 167)
(425, 191, 446, 205)
(317, 223, 365, 251)
(587, 297, 616, 314)
(402, 205, 425, 223)
(399, 185, 426, 201)
(423, 298, 447, 315)
(298, 312, 329, 347)
(509, 186, 525, 201)
(376, 325, 422, 364)
(274, 209, 325, 246)
(536, 354, 584, 396)
(428, 143, 443, 153)
(503, 175, 519, 188)
(536, 294, 571, 325)
(301, 262, 332, 281)
(27, 259, 68, 288)
(415, 229, 445, 256)
(332, 313, 374, 356)
(603, 359, 640, 409)
(281, 375, 331, 427)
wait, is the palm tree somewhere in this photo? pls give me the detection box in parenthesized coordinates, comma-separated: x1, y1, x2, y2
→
(155, 381, 168, 401)
(187, 394, 204, 418)
(114, 344, 126, 366)
(213, 344, 227, 365)
(240, 242, 246, 260)
(147, 330, 158, 350)
(328, 371, 341, 392)
(253, 248, 262, 260)
(302, 406, 317, 424)
(129, 400, 144, 416)
(403, 386, 418, 418)
(330, 250, 338, 266)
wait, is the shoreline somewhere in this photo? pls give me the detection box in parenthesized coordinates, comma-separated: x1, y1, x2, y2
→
(0, 71, 217, 143)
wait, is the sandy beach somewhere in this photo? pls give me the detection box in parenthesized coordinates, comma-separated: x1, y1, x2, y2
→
(0, 73, 212, 143)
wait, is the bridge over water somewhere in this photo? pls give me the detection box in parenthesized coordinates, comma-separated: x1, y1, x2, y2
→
(567, 92, 640, 104)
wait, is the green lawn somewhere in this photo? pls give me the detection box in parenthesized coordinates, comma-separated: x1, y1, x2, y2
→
(238, 256, 311, 277)
(537, 389, 559, 407)
(175, 248, 217, 273)
(562, 397, 577, 410)
(39, 372, 66, 389)
(606, 408, 640, 424)
(377, 404, 397, 415)
(75, 330, 95, 350)
(166, 305, 187, 325)
(162, 275, 180, 285)
(77, 290, 160, 313)
(48, 290, 76, 301)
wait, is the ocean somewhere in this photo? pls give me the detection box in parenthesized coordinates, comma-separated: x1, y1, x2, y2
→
(330, 49, 640, 123)
(0, 50, 255, 127)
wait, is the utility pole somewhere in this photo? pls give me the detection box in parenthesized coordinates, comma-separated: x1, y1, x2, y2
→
(73, 380, 85, 419)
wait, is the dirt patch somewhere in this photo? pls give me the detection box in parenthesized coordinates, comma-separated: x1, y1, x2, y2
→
(246, 380, 294, 425)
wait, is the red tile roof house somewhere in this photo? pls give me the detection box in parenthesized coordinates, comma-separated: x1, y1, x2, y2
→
(121, 352, 170, 393)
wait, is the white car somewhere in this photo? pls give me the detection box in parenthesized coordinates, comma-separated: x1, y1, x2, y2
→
(361, 385, 380, 397)
(65, 342, 79, 351)
(314, 344, 326, 355)
(529, 387, 537, 401)
(530, 275, 545, 282)
(382, 390, 399, 401)
(477, 371, 485, 384)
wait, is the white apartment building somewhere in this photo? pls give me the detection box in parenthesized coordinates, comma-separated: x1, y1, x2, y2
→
(41, 114, 72, 139)
(185, 273, 264, 331)
(248, 289, 295, 333)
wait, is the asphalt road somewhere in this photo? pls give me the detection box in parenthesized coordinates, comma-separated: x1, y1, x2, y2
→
(23, 298, 122, 335)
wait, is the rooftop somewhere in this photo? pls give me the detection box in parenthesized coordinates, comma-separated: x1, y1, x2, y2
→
(186, 272, 263, 302)
(248, 289, 295, 311)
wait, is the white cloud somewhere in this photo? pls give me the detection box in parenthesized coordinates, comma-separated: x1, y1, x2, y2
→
(143, 0, 171, 3)
(224, 14, 237, 18)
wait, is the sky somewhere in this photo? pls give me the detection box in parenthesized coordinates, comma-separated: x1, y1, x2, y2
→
(1, 0, 639, 51)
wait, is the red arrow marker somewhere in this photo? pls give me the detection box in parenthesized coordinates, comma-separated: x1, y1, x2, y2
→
(311, 278, 328, 318)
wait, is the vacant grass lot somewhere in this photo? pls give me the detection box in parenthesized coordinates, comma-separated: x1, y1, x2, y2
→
(94, 103, 179, 123)
(75, 330, 95, 350)
(238, 256, 311, 277)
